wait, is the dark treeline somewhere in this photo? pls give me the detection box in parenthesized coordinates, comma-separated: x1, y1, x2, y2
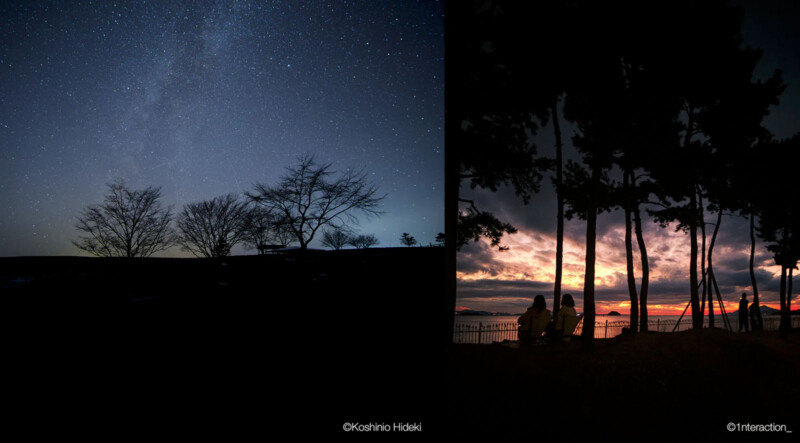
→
(72, 154, 388, 258)
(449, 0, 798, 349)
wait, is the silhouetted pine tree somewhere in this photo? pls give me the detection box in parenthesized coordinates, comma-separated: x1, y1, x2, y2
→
(448, 1, 553, 252)
(489, 0, 583, 326)
(642, 0, 784, 329)
(757, 134, 800, 338)
(730, 142, 773, 330)
(610, 53, 682, 333)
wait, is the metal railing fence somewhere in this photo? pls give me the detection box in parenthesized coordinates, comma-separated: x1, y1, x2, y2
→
(452, 316, 800, 344)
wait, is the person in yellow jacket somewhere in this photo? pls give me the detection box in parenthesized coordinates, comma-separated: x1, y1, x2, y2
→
(554, 294, 579, 342)
(517, 294, 551, 346)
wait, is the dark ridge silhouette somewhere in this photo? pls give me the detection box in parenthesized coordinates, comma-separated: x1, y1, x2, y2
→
(2, 247, 446, 436)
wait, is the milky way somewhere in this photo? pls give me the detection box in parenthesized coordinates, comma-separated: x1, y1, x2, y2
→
(0, 0, 444, 256)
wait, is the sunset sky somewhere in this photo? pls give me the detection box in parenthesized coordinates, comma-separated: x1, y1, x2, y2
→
(456, 0, 800, 316)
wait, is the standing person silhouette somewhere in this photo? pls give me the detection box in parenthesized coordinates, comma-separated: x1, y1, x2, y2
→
(517, 295, 551, 346)
(738, 293, 750, 332)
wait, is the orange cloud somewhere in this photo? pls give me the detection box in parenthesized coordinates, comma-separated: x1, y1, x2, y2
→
(457, 216, 793, 315)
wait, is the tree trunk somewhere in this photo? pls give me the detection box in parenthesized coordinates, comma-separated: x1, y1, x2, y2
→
(623, 170, 639, 333)
(788, 266, 793, 333)
(789, 267, 793, 311)
(632, 199, 649, 332)
(707, 210, 724, 329)
(779, 264, 788, 339)
(749, 210, 762, 330)
(553, 97, 564, 320)
(699, 190, 708, 326)
(689, 190, 701, 329)
(582, 165, 599, 352)
(684, 107, 701, 329)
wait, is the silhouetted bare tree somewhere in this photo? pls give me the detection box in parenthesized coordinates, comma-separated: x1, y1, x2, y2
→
(272, 219, 297, 249)
(349, 234, 379, 249)
(73, 181, 173, 257)
(247, 155, 385, 250)
(175, 194, 249, 258)
(240, 206, 292, 254)
(321, 227, 351, 250)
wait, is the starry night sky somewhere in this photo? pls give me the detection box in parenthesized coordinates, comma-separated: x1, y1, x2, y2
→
(0, 0, 444, 257)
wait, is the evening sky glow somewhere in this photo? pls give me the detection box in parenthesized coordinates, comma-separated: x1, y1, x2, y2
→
(457, 210, 787, 315)
(456, 0, 800, 316)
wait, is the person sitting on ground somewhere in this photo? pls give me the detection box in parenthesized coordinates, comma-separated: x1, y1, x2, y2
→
(553, 294, 579, 342)
(517, 294, 551, 346)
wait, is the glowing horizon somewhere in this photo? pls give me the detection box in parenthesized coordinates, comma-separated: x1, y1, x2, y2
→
(457, 217, 795, 316)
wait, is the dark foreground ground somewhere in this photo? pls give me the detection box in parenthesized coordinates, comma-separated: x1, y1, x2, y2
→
(2, 248, 449, 438)
(445, 328, 800, 441)
(4, 251, 798, 439)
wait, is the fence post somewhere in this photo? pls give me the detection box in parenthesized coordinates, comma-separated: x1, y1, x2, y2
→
(657, 319, 660, 332)
(478, 322, 483, 345)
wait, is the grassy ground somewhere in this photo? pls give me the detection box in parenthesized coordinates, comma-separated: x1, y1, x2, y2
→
(444, 328, 800, 440)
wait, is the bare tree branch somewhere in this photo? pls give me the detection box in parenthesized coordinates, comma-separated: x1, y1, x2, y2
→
(72, 181, 173, 257)
(321, 227, 352, 250)
(175, 194, 249, 258)
(348, 233, 379, 249)
(246, 154, 386, 249)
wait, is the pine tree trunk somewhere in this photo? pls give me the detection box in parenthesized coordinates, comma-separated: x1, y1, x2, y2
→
(684, 107, 701, 329)
(787, 267, 793, 333)
(708, 211, 723, 328)
(632, 200, 649, 332)
(582, 165, 599, 352)
(789, 267, 793, 312)
(689, 190, 701, 329)
(699, 190, 708, 326)
(623, 171, 639, 333)
(779, 264, 788, 339)
(553, 98, 564, 320)
(749, 211, 763, 330)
